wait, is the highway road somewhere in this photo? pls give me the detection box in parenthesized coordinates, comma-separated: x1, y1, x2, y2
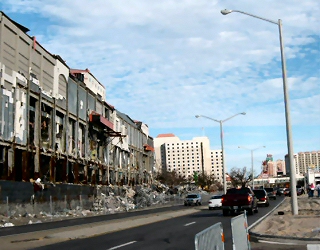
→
(23, 196, 285, 250)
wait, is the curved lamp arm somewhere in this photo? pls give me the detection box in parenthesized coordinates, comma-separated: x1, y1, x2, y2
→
(195, 112, 246, 124)
(221, 9, 278, 25)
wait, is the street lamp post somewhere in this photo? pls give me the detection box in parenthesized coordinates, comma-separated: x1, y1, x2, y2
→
(221, 9, 298, 215)
(195, 112, 246, 194)
(238, 146, 266, 190)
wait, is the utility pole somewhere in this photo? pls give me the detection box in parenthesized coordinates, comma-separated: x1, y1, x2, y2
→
(200, 142, 204, 179)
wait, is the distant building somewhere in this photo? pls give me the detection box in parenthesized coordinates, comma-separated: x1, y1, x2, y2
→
(285, 151, 320, 176)
(297, 151, 320, 174)
(261, 154, 286, 178)
(154, 134, 223, 183)
(210, 149, 223, 183)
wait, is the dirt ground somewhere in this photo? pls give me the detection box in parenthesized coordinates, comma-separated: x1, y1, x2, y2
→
(250, 195, 320, 239)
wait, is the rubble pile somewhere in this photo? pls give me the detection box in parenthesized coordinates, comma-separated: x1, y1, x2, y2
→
(134, 185, 163, 208)
(0, 182, 207, 227)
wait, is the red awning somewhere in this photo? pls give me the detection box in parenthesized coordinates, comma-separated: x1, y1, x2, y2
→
(89, 112, 123, 137)
(89, 112, 114, 130)
(144, 144, 154, 152)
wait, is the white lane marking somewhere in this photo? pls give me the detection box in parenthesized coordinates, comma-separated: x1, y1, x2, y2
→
(108, 241, 137, 250)
(184, 222, 196, 226)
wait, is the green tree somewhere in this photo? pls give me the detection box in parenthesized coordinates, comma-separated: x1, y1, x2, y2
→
(193, 171, 198, 184)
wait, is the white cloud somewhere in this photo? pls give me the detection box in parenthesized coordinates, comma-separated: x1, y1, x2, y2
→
(1, 0, 319, 169)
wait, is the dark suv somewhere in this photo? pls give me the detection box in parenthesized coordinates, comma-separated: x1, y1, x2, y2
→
(253, 189, 270, 207)
(264, 188, 277, 200)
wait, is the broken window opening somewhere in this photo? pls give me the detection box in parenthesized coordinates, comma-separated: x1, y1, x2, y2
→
(41, 104, 52, 149)
(67, 162, 74, 183)
(28, 98, 36, 146)
(78, 124, 85, 158)
(78, 164, 86, 183)
(68, 118, 76, 155)
(55, 159, 64, 183)
(88, 129, 98, 160)
(0, 147, 5, 179)
(55, 112, 65, 153)
(40, 155, 50, 182)
(87, 165, 93, 183)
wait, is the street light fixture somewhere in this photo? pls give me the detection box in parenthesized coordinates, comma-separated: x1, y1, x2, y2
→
(238, 146, 266, 190)
(195, 112, 246, 194)
(221, 9, 298, 215)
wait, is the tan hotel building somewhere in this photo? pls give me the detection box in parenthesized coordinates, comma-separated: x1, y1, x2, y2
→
(154, 134, 223, 183)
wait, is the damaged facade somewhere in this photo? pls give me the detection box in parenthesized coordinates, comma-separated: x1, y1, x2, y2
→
(0, 12, 155, 187)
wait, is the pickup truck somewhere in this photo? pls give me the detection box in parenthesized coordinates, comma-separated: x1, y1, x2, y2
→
(221, 187, 258, 216)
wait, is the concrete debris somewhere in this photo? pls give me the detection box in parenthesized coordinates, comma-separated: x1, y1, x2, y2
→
(81, 210, 92, 217)
(312, 228, 320, 233)
(28, 220, 42, 224)
(0, 183, 204, 227)
(1, 222, 14, 227)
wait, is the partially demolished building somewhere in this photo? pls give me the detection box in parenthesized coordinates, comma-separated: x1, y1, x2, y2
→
(0, 11, 155, 188)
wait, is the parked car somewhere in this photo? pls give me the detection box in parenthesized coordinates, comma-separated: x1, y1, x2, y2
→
(184, 193, 202, 206)
(276, 187, 286, 196)
(208, 195, 222, 210)
(283, 188, 291, 197)
(253, 189, 270, 207)
(221, 187, 258, 216)
(264, 188, 277, 200)
(286, 185, 306, 197)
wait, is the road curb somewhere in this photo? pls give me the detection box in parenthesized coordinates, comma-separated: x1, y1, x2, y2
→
(249, 231, 320, 243)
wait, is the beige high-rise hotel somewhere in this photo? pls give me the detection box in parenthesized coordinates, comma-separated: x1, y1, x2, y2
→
(154, 134, 223, 183)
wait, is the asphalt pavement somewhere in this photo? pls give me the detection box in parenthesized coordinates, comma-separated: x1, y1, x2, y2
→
(0, 198, 319, 250)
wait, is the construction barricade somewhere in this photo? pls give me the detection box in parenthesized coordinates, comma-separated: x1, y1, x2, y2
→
(194, 222, 225, 250)
(231, 211, 251, 250)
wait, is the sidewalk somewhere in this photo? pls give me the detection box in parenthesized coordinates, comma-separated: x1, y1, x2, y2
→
(249, 195, 320, 249)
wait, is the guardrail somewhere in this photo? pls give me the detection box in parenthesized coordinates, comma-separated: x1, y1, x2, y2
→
(231, 211, 251, 250)
(195, 211, 250, 250)
(194, 222, 225, 250)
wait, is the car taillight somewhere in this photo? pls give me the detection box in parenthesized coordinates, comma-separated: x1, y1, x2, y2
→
(260, 197, 266, 201)
(248, 196, 251, 202)
(208, 201, 212, 204)
(221, 197, 225, 202)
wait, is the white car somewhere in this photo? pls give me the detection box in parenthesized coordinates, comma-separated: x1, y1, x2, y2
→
(208, 195, 222, 210)
(184, 193, 202, 206)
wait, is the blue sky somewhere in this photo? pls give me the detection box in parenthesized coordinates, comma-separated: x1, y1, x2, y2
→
(1, 0, 319, 174)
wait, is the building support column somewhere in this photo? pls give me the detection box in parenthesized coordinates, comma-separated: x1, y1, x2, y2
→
(62, 159, 67, 183)
(73, 162, 79, 184)
(83, 164, 88, 184)
(7, 148, 14, 180)
(33, 98, 41, 179)
(50, 157, 55, 182)
(22, 150, 29, 181)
